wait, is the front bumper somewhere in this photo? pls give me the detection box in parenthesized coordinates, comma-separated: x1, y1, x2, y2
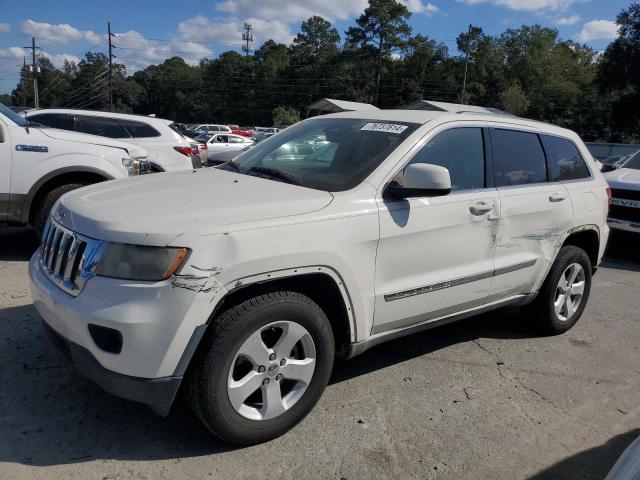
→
(608, 217, 640, 233)
(42, 319, 181, 416)
(28, 246, 210, 375)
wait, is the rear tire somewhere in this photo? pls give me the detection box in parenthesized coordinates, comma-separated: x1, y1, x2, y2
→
(32, 183, 88, 238)
(187, 291, 334, 445)
(523, 245, 592, 335)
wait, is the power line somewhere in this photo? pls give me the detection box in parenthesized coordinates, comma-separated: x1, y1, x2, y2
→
(51, 68, 109, 107)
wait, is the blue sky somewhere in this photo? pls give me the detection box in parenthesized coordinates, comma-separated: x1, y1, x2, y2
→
(0, 0, 633, 94)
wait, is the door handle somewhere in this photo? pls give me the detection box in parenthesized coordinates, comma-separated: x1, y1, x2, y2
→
(469, 202, 494, 216)
(549, 194, 566, 203)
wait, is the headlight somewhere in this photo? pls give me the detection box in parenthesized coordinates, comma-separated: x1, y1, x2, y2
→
(122, 157, 151, 176)
(96, 243, 189, 281)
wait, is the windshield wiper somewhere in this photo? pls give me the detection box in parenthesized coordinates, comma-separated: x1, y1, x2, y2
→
(246, 166, 301, 186)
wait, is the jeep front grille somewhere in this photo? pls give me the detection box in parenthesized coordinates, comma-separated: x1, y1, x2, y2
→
(40, 220, 105, 296)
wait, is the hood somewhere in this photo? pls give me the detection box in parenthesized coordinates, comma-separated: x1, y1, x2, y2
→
(56, 168, 334, 245)
(37, 127, 147, 158)
(604, 168, 640, 190)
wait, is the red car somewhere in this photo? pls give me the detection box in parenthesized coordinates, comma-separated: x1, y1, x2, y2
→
(228, 124, 254, 137)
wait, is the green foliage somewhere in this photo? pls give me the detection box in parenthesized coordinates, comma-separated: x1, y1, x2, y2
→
(598, 2, 640, 142)
(4, 0, 638, 140)
(272, 105, 300, 126)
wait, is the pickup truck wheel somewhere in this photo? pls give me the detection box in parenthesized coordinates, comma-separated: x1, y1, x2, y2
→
(33, 183, 88, 238)
(187, 291, 334, 445)
(524, 245, 592, 335)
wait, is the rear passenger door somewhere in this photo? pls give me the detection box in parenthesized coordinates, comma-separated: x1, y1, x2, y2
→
(489, 128, 574, 299)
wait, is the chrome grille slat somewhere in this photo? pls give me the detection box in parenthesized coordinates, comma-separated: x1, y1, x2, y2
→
(38, 219, 104, 297)
(62, 237, 79, 281)
(54, 234, 71, 276)
(43, 225, 56, 265)
(47, 230, 62, 271)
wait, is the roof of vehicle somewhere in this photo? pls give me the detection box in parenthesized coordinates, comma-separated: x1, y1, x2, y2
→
(320, 108, 576, 138)
(26, 108, 173, 126)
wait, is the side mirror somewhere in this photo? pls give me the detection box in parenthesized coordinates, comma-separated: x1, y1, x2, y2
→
(385, 163, 452, 199)
(601, 164, 618, 173)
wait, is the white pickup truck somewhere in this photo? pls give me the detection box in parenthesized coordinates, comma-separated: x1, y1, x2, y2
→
(29, 107, 609, 445)
(0, 103, 149, 235)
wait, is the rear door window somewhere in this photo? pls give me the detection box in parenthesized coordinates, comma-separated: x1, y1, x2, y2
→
(492, 129, 547, 187)
(118, 119, 161, 138)
(541, 135, 591, 181)
(74, 115, 129, 138)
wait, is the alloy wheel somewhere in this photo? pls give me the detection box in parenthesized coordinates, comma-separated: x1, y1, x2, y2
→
(554, 262, 586, 322)
(227, 320, 316, 421)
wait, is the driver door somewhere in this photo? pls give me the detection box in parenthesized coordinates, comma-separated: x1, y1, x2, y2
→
(373, 127, 499, 334)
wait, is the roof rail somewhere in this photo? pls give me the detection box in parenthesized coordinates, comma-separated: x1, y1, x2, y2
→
(400, 100, 510, 116)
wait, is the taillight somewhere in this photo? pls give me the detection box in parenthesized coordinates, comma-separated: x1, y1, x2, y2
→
(173, 146, 192, 156)
(606, 186, 612, 209)
(191, 147, 199, 155)
(199, 144, 207, 150)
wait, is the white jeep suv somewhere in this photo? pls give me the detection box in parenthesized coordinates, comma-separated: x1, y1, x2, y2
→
(0, 103, 149, 236)
(29, 109, 610, 445)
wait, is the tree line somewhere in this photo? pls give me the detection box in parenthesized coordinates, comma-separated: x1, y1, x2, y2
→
(4, 0, 640, 142)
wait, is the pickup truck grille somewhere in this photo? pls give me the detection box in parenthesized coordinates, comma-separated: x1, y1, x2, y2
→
(40, 220, 104, 296)
(609, 204, 640, 223)
(611, 188, 640, 201)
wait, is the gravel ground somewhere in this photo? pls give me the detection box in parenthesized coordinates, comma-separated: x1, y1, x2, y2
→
(0, 227, 639, 480)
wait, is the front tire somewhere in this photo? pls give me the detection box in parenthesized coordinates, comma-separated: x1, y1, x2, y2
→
(32, 183, 88, 238)
(524, 245, 592, 334)
(187, 291, 334, 445)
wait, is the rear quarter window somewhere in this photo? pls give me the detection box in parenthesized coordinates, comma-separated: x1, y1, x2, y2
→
(541, 135, 591, 181)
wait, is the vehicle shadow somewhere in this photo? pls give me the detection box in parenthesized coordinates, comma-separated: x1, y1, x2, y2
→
(528, 429, 640, 480)
(0, 302, 535, 467)
(0, 227, 39, 261)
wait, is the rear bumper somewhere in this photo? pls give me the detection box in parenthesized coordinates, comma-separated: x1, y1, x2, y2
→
(608, 217, 640, 233)
(42, 319, 181, 416)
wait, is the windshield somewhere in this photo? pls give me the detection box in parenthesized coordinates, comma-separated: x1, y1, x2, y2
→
(224, 118, 418, 191)
(0, 103, 28, 127)
(623, 150, 640, 170)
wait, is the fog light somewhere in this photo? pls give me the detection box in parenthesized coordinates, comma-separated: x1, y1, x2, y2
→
(88, 324, 123, 354)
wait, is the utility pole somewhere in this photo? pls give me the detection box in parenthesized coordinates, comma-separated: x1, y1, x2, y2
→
(460, 24, 472, 105)
(242, 23, 253, 56)
(23, 37, 40, 108)
(108, 21, 114, 112)
(22, 57, 27, 107)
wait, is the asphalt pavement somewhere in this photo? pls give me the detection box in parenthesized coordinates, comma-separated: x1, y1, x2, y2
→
(0, 227, 639, 480)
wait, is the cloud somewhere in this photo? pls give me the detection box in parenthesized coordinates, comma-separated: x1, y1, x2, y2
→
(400, 0, 440, 14)
(112, 29, 213, 72)
(555, 14, 580, 25)
(0, 22, 10, 33)
(41, 51, 81, 68)
(0, 46, 26, 59)
(21, 19, 103, 46)
(459, 0, 580, 12)
(577, 19, 619, 42)
(177, 15, 294, 47)
(214, 0, 368, 22)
